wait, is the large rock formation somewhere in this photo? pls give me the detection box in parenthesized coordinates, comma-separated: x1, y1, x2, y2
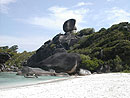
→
(24, 19, 81, 74)
(36, 53, 81, 73)
(63, 19, 77, 33)
(26, 33, 80, 68)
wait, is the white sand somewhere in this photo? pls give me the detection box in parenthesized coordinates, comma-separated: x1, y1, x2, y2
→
(0, 73, 130, 98)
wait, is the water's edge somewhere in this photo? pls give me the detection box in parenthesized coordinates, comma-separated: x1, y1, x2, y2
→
(0, 72, 69, 89)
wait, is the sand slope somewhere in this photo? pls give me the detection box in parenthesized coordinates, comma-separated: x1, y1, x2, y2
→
(0, 73, 130, 98)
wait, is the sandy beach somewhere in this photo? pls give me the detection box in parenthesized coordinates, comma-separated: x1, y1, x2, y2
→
(0, 73, 130, 98)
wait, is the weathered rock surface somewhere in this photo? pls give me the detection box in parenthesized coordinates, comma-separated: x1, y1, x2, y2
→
(34, 53, 81, 74)
(24, 19, 81, 74)
(0, 64, 6, 72)
(19, 66, 70, 77)
(25, 33, 80, 68)
(23, 19, 86, 75)
(63, 19, 77, 33)
(21, 66, 55, 76)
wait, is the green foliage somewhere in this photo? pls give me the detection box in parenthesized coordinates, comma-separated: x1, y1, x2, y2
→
(122, 70, 130, 73)
(98, 28, 106, 32)
(82, 59, 98, 71)
(123, 64, 130, 71)
(0, 46, 35, 68)
(68, 48, 91, 55)
(81, 58, 104, 72)
(5, 51, 35, 68)
(50, 44, 56, 48)
(77, 28, 95, 36)
(80, 54, 91, 61)
(0, 46, 17, 56)
(80, 54, 104, 72)
(1, 22, 130, 73)
(70, 22, 130, 72)
(5, 51, 34, 68)
(113, 55, 123, 72)
(9, 45, 18, 52)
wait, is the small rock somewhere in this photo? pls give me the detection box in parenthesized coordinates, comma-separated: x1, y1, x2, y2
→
(93, 72, 97, 74)
(79, 69, 91, 76)
(16, 71, 22, 75)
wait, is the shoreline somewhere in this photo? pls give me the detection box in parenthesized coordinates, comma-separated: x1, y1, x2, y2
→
(0, 73, 130, 98)
(0, 75, 76, 89)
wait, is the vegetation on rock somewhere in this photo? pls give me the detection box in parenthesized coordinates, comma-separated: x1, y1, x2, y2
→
(0, 22, 130, 73)
(0, 46, 35, 69)
(69, 22, 130, 72)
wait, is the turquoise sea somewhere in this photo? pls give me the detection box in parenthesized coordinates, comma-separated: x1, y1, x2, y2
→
(0, 72, 63, 89)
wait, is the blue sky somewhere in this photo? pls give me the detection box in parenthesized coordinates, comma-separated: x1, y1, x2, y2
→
(0, 0, 130, 52)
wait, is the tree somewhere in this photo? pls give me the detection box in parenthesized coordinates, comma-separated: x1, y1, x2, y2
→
(9, 45, 18, 52)
(113, 55, 123, 72)
(80, 55, 104, 72)
(78, 28, 95, 36)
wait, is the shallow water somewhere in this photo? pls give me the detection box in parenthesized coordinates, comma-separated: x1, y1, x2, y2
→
(0, 72, 63, 88)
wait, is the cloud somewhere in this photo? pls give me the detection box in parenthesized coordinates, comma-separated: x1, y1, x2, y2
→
(26, 6, 89, 31)
(0, 35, 50, 52)
(0, 0, 16, 13)
(106, 0, 115, 1)
(74, 2, 93, 7)
(93, 7, 130, 30)
(0, 0, 16, 5)
(106, 7, 130, 24)
(107, 0, 115, 1)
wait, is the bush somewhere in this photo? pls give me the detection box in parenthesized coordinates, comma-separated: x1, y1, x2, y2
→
(106, 55, 123, 72)
(114, 55, 123, 72)
(80, 54, 91, 61)
(82, 59, 98, 71)
(50, 44, 56, 48)
(80, 55, 104, 72)
(78, 28, 95, 36)
(122, 70, 130, 73)
(70, 48, 91, 55)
